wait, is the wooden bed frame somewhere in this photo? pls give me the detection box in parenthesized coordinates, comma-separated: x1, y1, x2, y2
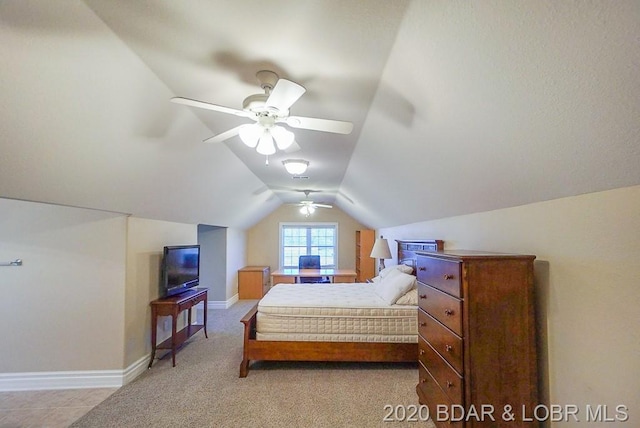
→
(239, 239, 444, 377)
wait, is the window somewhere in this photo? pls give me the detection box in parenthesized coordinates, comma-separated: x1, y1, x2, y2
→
(280, 223, 338, 269)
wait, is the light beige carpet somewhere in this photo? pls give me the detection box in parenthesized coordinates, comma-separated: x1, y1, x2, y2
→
(71, 300, 435, 428)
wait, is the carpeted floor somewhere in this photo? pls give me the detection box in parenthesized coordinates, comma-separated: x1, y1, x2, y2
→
(71, 300, 435, 427)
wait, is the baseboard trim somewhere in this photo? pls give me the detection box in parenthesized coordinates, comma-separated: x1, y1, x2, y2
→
(0, 355, 149, 391)
(208, 293, 239, 309)
(122, 354, 150, 386)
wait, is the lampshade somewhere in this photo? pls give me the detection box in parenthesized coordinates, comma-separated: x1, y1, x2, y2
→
(270, 125, 295, 150)
(256, 131, 276, 155)
(239, 123, 294, 154)
(370, 237, 392, 260)
(238, 123, 261, 148)
(283, 159, 309, 175)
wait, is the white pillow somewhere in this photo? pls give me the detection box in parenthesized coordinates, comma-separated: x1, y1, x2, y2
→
(373, 272, 417, 305)
(395, 288, 418, 305)
(379, 264, 413, 278)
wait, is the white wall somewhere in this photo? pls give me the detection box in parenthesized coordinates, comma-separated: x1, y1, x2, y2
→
(380, 185, 640, 426)
(124, 217, 197, 367)
(0, 199, 205, 386)
(226, 227, 247, 302)
(0, 198, 127, 372)
(197, 225, 227, 302)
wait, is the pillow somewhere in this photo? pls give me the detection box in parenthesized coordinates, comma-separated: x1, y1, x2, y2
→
(373, 271, 417, 305)
(378, 264, 413, 278)
(395, 287, 418, 305)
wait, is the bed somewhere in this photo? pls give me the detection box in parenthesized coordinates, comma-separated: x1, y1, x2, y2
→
(239, 239, 444, 377)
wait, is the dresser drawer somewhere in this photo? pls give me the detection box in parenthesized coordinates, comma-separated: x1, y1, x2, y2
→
(417, 362, 464, 428)
(419, 337, 463, 405)
(417, 255, 462, 298)
(418, 309, 463, 374)
(417, 283, 462, 336)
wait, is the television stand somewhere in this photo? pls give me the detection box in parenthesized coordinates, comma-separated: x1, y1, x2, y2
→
(148, 288, 208, 368)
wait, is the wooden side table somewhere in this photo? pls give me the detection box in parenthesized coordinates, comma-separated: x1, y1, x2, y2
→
(148, 288, 208, 368)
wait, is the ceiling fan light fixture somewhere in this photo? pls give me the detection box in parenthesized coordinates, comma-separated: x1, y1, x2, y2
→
(256, 132, 276, 155)
(271, 125, 295, 150)
(239, 123, 261, 148)
(283, 159, 309, 175)
(300, 205, 315, 216)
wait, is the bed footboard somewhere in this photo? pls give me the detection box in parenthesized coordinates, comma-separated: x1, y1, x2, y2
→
(239, 304, 259, 378)
(239, 304, 417, 377)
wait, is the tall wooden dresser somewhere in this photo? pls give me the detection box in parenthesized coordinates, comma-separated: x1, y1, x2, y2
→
(415, 250, 538, 428)
(355, 229, 375, 282)
(238, 266, 271, 299)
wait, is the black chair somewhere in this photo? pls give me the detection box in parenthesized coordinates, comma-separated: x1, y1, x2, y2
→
(298, 255, 331, 283)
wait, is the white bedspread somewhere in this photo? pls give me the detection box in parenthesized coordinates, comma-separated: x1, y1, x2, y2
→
(259, 283, 415, 312)
(256, 283, 417, 342)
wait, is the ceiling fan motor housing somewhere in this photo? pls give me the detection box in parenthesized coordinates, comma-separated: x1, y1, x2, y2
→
(243, 93, 284, 116)
(256, 70, 279, 91)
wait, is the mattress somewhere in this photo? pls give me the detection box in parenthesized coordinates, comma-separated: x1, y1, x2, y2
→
(256, 283, 417, 342)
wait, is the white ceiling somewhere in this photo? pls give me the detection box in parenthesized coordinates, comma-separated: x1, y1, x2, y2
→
(1, 1, 639, 229)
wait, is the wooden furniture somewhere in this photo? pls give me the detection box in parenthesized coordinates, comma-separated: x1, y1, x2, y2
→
(271, 268, 357, 284)
(239, 304, 415, 377)
(415, 250, 538, 428)
(238, 266, 271, 299)
(148, 288, 208, 368)
(396, 239, 444, 267)
(239, 239, 442, 377)
(355, 229, 375, 282)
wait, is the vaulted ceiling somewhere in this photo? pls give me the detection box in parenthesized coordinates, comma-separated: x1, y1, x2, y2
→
(1, 1, 639, 230)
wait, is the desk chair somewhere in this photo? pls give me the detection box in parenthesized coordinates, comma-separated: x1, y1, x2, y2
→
(298, 255, 331, 283)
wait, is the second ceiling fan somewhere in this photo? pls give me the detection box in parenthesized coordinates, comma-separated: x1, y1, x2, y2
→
(289, 190, 333, 217)
(171, 70, 353, 155)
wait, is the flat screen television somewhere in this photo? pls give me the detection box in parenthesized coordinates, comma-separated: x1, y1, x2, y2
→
(161, 245, 200, 297)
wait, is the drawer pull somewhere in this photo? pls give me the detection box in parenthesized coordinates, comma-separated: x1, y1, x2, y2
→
(446, 381, 454, 388)
(444, 309, 454, 316)
(421, 378, 427, 384)
(419, 349, 425, 356)
(420, 322, 427, 327)
(443, 274, 454, 280)
(445, 344, 453, 352)
(419, 294, 427, 299)
(419, 267, 426, 271)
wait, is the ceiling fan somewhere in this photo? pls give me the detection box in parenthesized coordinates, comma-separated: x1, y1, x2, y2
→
(171, 70, 354, 156)
(289, 190, 333, 216)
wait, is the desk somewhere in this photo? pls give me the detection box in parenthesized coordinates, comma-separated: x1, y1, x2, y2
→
(271, 268, 357, 285)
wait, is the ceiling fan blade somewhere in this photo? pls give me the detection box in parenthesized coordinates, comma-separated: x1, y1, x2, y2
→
(314, 204, 333, 209)
(285, 115, 353, 134)
(266, 79, 306, 112)
(203, 125, 244, 144)
(171, 97, 251, 118)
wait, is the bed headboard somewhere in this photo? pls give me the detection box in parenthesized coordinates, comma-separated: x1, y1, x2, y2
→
(396, 239, 444, 273)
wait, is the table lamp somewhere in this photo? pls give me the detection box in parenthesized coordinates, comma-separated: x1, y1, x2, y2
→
(370, 235, 392, 272)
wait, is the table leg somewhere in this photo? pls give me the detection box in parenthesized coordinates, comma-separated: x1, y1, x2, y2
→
(203, 295, 208, 338)
(148, 306, 157, 368)
(171, 314, 177, 367)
